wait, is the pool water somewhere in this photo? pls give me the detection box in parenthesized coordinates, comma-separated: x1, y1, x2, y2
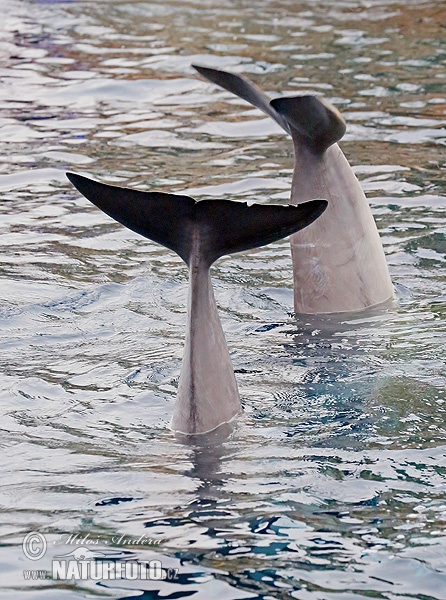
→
(0, 1, 445, 598)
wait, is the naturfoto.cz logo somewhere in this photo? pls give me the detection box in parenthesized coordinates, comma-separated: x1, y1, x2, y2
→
(22, 532, 178, 582)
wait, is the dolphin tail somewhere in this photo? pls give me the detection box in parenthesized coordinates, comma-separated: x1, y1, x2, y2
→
(270, 96, 346, 155)
(192, 64, 291, 134)
(192, 64, 346, 155)
(66, 173, 327, 266)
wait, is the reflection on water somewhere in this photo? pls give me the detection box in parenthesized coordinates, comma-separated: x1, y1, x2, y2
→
(0, 0, 445, 598)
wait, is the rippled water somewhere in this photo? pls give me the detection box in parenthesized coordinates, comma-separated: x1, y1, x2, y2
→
(0, 0, 445, 598)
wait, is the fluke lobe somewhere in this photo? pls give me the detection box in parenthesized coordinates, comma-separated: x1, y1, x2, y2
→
(67, 173, 327, 435)
(193, 65, 394, 314)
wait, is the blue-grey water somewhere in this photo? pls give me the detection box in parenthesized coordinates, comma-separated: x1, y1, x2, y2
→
(0, 0, 445, 598)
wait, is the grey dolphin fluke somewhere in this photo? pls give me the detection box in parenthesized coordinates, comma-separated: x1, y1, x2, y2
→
(193, 65, 394, 314)
(67, 172, 327, 434)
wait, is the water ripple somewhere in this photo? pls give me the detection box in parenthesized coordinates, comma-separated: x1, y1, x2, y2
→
(0, 0, 445, 598)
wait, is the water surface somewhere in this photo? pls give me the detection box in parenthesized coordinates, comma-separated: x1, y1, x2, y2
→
(0, 0, 445, 598)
